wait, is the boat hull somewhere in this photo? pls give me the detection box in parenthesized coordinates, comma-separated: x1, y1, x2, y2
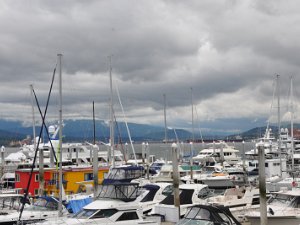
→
(201, 178, 234, 189)
(247, 216, 300, 225)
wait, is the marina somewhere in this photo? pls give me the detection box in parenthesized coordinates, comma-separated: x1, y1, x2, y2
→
(0, 3, 300, 223)
(0, 135, 299, 225)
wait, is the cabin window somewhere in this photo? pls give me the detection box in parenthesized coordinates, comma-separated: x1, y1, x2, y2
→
(90, 209, 118, 219)
(34, 189, 39, 196)
(249, 162, 255, 167)
(186, 207, 211, 220)
(84, 173, 93, 181)
(218, 212, 233, 224)
(251, 197, 260, 205)
(98, 157, 106, 162)
(35, 174, 39, 182)
(116, 211, 139, 221)
(198, 187, 210, 199)
(162, 185, 173, 196)
(75, 209, 97, 219)
(265, 163, 268, 167)
(15, 174, 20, 182)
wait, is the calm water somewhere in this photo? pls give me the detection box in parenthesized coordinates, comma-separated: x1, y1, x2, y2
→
(102, 141, 255, 161)
(3, 141, 255, 161)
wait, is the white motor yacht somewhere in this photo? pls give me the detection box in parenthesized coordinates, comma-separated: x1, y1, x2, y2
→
(0, 196, 67, 225)
(244, 188, 300, 225)
(150, 183, 212, 222)
(193, 141, 241, 166)
(35, 200, 159, 225)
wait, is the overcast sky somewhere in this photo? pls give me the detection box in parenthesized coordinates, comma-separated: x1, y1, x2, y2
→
(1, 0, 300, 134)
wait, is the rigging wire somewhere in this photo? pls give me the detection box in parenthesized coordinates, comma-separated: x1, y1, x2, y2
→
(18, 65, 57, 222)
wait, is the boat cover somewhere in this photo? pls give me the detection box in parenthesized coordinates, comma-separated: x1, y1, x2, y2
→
(67, 197, 93, 214)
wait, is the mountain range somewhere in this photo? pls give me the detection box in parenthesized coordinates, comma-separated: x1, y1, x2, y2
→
(0, 119, 298, 146)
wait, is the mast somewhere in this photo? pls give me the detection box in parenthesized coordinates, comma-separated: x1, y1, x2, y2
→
(109, 56, 115, 167)
(163, 94, 167, 143)
(93, 101, 96, 145)
(190, 88, 194, 180)
(30, 84, 36, 150)
(57, 53, 63, 217)
(290, 76, 294, 171)
(191, 87, 195, 141)
(276, 75, 282, 177)
(93, 101, 99, 198)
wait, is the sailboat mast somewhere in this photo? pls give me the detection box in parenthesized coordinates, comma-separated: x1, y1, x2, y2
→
(163, 94, 167, 143)
(93, 101, 96, 145)
(191, 87, 195, 142)
(58, 53, 63, 217)
(290, 76, 294, 171)
(109, 56, 115, 167)
(276, 74, 282, 177)
(30, 84, 36, 149)
(190, 88, 194, 180)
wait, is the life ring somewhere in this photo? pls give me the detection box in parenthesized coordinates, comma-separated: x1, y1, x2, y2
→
(292, 181, 297, 187)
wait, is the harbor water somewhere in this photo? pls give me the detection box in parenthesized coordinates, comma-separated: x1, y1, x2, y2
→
(3, 141, 255, 161)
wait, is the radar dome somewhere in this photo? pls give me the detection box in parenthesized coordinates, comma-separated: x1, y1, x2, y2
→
(48, 125, 56, 134)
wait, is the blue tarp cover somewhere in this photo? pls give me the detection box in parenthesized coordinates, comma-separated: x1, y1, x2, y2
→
(67, 197, 93, 214)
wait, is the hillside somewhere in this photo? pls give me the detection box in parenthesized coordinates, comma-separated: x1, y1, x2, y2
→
(0, 119, 194, 145)
(1, 118, 297, 146)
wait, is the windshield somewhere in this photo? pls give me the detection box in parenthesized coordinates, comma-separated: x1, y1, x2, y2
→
(151, 163, 164, 168)
(91, 209, 118, 219)
(73, 209, 97, 219)
(185, 207, 212, 220)
(268, 194, 293, 206)
(198, 187, 212, 199)
(269, 194, 300, 208)
(27, 198, 58, 211)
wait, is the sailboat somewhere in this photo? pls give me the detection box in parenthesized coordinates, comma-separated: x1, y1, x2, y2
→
(101, 57, 145, 185)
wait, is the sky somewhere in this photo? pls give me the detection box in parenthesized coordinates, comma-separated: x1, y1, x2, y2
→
(1, 0, 300, 135)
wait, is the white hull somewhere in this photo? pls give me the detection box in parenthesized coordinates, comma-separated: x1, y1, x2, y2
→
(201, 178, 234, 188)
(35, 218, 159, 225)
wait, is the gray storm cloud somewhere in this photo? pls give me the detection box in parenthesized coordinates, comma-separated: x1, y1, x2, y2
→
(0, 0, 299, 132)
